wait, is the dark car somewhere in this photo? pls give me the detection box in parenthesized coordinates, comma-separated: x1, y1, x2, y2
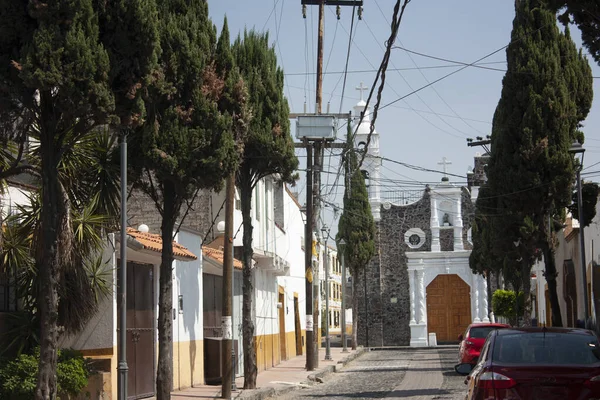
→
(460, 327, 600, 400)
(458, 323, 511, 366)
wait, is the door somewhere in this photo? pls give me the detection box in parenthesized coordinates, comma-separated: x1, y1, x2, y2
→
(279, 289, 286, 361)
(294, 295, 302, 355)
(426, 274, 471, 343)
(117, 261, 155, 399)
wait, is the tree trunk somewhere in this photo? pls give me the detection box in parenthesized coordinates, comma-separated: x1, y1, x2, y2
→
(351, 270, 358, 350)
(542, 239, 562, 327)
(521, 262, 532, 327)
(486, 272, 492, 318)
(156, 181, 178, 400)
(36, 91, 72, 400)
(240, 180, 257, 389)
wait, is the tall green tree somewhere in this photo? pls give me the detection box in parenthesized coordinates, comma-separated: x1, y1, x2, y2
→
(128, 4, 243, 398)
(0, 2, 115, 398)
(484, 0, 593, 327)
(0, 1, 159, 396)
(231, 30, 297, 389)
(549, 0, 600, 65)
(336, 124, 375, 349)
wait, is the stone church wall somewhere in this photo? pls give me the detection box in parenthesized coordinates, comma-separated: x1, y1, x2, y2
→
(361, 190, 431, 346)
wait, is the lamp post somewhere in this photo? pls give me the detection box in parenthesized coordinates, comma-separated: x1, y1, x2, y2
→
(569, 141, 588, 323)
(321, 225, 332, 361)
(117, 133, 128, 400)
(338, 239, 347, 352)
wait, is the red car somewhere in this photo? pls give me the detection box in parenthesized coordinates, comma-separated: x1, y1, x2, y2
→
(458, 323, 510, 366)
(462, 327, 600, 400)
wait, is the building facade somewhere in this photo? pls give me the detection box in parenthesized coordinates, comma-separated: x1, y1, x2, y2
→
(352, 97, 489, 346)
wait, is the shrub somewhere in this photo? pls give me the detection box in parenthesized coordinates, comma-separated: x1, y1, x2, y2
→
(0, 348, 89, 400)
(492, 289, 524, 325)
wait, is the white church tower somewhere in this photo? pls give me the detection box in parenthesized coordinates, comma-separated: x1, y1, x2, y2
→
(352, 82, 382, 222)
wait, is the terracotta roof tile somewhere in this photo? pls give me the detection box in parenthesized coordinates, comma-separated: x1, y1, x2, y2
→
(126, 228, 197, 261)
(202, 246, 243, 270)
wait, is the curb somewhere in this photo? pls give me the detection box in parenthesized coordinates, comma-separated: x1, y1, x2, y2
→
(369, 345, 458, 351)
(307, 346, 368, 383)
(237, 348, 368, 400)
(234, 384, 300, 400)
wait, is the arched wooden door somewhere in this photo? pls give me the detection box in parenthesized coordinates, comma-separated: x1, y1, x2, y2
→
(426, 274, 471, 343)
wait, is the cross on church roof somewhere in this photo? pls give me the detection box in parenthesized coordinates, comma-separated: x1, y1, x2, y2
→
(437, 157, 452, 179)
(356, 81, 369, 101)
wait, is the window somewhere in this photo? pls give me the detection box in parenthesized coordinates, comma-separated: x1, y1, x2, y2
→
(274, 181, 285, 230)
(492, 332, 600, 365)
(0, 274, 16, 312)
(254, 185, 261, 221)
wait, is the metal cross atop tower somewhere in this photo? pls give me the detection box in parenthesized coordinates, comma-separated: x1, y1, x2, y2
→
(438, 157, 452, 179)
(356, 81, 369, 101)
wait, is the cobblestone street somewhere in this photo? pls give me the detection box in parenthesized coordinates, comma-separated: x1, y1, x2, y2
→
(277, 347, 466, 400)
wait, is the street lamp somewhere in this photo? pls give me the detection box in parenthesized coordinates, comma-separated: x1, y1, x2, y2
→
(321, 225, 332, 361)
(337, 238, 348, 352)
(569, 141, 588, 323)
(118, 133, 128, 400)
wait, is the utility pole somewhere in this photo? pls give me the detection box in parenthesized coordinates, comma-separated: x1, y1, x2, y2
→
(576, 167, 589, 322)
(221, 175, 235, 399)
(304, 143, 315, 371)
(301, 0, 363, 370)
(313, 140, 321, 368)
(321, 225, 332, 360)
(339, 239, 348, 352)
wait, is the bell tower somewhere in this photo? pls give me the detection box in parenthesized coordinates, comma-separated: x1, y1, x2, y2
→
(352, 82, 382, 221)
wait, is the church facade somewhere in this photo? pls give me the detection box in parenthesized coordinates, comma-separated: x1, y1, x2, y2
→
(351, 92, 490, 346)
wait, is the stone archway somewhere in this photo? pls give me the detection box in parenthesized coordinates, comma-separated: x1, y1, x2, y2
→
(426, 274, 471, 342)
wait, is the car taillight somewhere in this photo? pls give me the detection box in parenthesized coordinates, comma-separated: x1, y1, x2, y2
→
(478, 371, 516, 390)
(465, 340, 475, 346)
(584, 375, 600, 389)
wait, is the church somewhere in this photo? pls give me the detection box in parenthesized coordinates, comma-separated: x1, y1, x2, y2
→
(351, 86, 490, 346)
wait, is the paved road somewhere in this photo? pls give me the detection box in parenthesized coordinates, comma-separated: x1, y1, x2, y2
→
(278, 347, 467, 400)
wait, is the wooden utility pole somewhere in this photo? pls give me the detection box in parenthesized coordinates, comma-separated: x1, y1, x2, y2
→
(304, 144, 315, 371)
(221, 175, 235, 398)
(300, 0, 363, 371)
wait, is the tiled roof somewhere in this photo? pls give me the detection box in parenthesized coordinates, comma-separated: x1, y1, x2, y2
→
(126, 228, 197, 261)
(203, 246, 243, 270)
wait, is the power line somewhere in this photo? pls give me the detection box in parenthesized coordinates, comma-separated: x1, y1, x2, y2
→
(355, 0, 413, 173)
(284, 62, 508, 76)
(372, 0, 485, 137)
(377, 20, 557, 113)
(361, 16, 471, 139)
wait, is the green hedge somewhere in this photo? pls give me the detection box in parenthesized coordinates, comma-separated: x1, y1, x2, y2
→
(0, 348, 89, 400)
(492, 289, 524, 322)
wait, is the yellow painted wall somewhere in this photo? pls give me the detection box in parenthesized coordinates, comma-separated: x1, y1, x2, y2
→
(255, 333, 281, 373)
(173, 339, 205, 390)
(79, 347, 117, 400)
(285, 331, 296, 359)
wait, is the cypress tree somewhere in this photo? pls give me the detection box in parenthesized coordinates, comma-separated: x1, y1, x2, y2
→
(0, 2, 114, 397)
(484, 0, 593, 327)
(231, 29, 298, 389)
(127, 2, 242, 398)
(336, 124, 375, 349)
(0, 1, 159, 397)
(549, 0, 600, 65)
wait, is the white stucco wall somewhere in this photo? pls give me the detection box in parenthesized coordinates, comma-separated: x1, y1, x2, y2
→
(173, 230, 203, 343)
(276, 186, 307, 335)
(60, 234, 117, 351)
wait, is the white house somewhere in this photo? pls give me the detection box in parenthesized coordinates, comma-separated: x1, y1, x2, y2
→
(209, 177, 307, 372)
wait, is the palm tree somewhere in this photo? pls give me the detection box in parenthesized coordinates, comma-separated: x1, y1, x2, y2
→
(0, 128, 119, 355)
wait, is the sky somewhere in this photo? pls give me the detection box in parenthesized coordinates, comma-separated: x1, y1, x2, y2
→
(206, 0, 600, 237)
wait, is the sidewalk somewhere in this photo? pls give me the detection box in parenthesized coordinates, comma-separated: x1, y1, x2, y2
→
(171, 346, 366, 400)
